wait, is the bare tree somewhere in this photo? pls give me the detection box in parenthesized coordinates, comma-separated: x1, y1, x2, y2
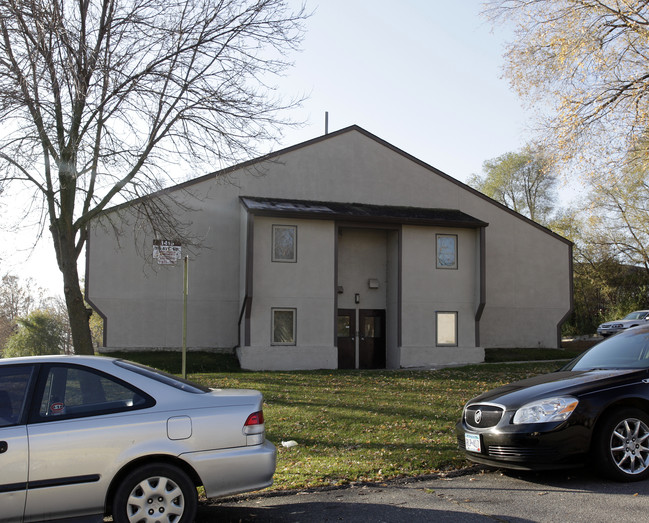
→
(0, 0, 307, 354)
(583, 162, 649, 271)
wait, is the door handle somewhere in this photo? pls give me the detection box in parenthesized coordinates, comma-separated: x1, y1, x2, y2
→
(0, 441, 7, 454)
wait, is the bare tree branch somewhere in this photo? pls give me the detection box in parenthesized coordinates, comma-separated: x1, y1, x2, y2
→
(0, 0, 308, 354)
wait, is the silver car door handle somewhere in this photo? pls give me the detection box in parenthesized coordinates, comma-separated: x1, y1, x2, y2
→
(0, 441, 7, 454)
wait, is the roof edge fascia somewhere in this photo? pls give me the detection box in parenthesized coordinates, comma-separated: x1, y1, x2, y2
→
(97, 124, 572, 247)
(347, 127, 572, 247)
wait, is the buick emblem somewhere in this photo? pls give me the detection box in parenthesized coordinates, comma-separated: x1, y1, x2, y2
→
(474, 409, 482, 424)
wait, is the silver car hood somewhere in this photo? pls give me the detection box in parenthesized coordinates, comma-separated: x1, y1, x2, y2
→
(600, 319, 645, 327)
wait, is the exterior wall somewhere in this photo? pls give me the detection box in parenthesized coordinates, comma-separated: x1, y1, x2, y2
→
(456, 192, 571, 348)
(400, 226, 484, 367)
(478, 218, 570, 348)
(87, 127, 571, 368)
(239, 205, 250, 347)
(237, 216, 337, 370)
(335, 227, 396, 370)
(233, 131, 569, 350)
(88, 182, 244, 350)
(386, 230, 400, 369)
(336, 228, 388, 311)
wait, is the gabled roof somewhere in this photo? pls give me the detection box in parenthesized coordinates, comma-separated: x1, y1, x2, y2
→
(101, 124, 571, 246)
(240, 196, 488, 228)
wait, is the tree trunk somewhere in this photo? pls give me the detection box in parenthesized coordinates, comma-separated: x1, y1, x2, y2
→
(51, 221, 94, 355)
(63, 263, 94, 355)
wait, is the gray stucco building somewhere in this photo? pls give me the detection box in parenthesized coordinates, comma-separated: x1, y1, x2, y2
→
(86, 126, 573, 370)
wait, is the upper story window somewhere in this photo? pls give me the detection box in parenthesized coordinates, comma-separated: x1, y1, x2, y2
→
(436, 234, 457, 269)
(272, 225, 297, 262)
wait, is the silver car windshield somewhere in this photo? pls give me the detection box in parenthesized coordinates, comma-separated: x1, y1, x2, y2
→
(565, 330, 649, 371)
(624, 311, 648, 320)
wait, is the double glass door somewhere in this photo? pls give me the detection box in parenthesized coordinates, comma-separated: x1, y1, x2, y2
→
(337, 309, 386, 369)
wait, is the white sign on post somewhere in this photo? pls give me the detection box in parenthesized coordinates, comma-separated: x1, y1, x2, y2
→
(153, 239, 182, 265)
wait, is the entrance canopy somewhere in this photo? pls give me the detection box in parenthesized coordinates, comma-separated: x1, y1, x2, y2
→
(240, 196, 488, 228)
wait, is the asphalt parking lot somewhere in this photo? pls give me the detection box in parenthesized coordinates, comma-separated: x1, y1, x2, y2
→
(199, 466, 649, 522)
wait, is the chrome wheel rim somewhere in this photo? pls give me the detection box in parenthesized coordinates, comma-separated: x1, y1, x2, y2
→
(126, 475, 185, 523)
(610, 417, 649, 475)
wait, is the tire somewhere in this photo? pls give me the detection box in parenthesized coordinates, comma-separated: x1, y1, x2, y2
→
(111, 463, 197, 523)
(594, 408, 649, 482)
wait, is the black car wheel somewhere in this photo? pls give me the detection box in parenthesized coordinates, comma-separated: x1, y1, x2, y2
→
(112, 463, 198, 523)
(594, 408, 649, 482)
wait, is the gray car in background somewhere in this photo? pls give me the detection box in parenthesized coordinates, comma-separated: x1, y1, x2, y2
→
(0, 355, 276, 523)
(597, 310, 649, 337)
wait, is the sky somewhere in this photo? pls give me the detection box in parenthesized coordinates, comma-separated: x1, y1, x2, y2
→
(1, 0, 536, 299)
(277, 0, 530, 179)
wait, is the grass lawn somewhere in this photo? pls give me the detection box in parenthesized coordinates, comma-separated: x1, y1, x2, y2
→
(103, 351, 575, 491)
(189, 362, 563, 490)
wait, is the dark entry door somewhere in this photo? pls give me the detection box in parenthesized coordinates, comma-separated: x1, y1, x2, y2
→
(359, 309, 386, 369)
(337, 309, 355, 370)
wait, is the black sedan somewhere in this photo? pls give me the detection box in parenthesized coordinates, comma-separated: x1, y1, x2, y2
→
(456, 325, 649, 481)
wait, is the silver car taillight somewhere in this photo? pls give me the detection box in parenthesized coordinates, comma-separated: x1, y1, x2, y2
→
(243, 410, 265, 446)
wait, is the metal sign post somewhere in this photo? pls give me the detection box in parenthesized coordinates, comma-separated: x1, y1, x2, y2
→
(182, 255, 188, 379)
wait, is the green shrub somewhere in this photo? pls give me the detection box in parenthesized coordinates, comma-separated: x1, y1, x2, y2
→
(3, 310, 66, 357)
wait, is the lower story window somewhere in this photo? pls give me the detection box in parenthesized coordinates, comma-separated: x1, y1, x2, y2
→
(436, 311, 458, 347)
(272, 308, 296, 345)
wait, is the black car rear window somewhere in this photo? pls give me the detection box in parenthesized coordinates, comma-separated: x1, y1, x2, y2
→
(115, 360, 210, 393)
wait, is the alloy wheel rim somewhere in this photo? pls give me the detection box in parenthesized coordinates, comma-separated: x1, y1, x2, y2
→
(126, 475, 185, 523)
(610, 417, 649, 475)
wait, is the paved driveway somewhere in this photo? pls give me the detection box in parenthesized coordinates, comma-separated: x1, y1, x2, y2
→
(199, 467, 649, 522)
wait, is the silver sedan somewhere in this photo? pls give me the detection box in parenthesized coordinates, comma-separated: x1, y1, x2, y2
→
(0, 355, 276, 522)
(597, 310, 649, 337)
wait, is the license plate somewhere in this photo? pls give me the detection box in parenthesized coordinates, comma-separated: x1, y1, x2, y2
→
(465, 433, 481, 453)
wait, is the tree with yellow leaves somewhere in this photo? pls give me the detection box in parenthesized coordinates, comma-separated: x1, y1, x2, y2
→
(486, 1, 649, 170)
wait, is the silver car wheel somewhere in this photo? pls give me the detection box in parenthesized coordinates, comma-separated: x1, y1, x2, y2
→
(609, 417, 649, 475)
(112, 463, 197, 523)
(126, 475, 185, 523)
